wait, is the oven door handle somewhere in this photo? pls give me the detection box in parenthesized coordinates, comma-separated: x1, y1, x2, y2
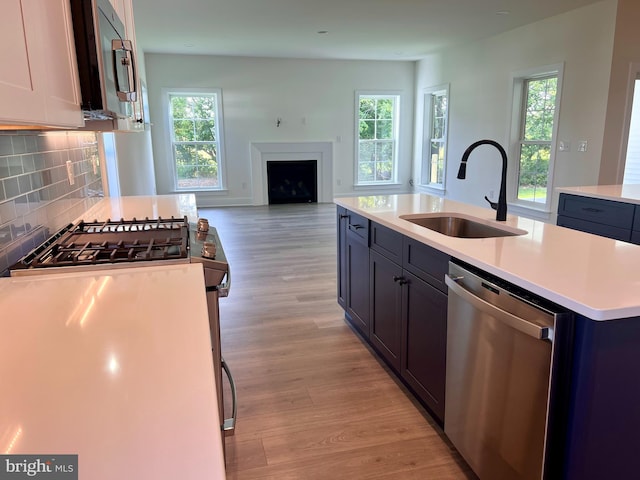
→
(221, 357, 237, 436)
(218, 269, 230, 297)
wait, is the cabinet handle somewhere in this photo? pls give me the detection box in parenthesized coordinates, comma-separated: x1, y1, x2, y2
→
(352, 224, 363, 230)
(112, 39, 138, 102)
(582, 207, 603, 213)
(340, 214, 349, 219)
(393, 275, 408, 285)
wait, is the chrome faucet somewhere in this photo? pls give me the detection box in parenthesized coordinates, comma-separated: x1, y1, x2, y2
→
(457, 139, 508, 221)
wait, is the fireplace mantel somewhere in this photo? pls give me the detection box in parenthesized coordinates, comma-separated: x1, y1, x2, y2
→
(250, 142, 333, 205)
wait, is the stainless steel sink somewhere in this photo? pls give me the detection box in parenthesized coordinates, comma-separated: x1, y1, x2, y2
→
(400, 213, 527, 238)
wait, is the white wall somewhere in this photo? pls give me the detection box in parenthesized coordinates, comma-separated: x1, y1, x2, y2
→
(414, 0, 617, 221)
(145, 54, 415, 206)
(599, 0, 640, 184)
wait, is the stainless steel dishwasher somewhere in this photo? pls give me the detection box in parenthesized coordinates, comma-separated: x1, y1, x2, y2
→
(444, 261, 569, 480)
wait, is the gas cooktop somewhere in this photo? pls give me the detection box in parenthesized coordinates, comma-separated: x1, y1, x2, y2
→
(11, 217, 190, 271)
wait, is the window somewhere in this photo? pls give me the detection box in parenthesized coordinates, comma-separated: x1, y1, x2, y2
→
(623, 78, 640, 184)
(420, 86, 449, 189)
(356, 93, 400, 184)
(509, 66, 562, 210)
(167, 90, 225, 190)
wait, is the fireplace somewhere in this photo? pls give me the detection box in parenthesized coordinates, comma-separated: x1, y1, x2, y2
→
(266, 160, 317, 204)
(250, 142, 333, 205)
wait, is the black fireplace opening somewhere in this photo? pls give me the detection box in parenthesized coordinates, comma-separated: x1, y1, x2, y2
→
(266, 160, 318, 204)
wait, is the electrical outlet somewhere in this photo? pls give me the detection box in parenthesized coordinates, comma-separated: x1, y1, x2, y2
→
(559, 141, 571, 152)
(66, 160, 75, 185)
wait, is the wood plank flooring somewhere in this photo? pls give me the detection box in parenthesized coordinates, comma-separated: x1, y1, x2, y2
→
(198, 203, 475, 480)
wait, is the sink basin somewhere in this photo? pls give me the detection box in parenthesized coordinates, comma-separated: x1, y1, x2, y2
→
(400, 213, 527, 238)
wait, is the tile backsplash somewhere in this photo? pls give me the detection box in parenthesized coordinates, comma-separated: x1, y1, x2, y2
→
(0, 131, 104, 276)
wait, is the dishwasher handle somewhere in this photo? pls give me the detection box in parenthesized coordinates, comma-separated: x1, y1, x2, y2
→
(445, 274, 553, 341)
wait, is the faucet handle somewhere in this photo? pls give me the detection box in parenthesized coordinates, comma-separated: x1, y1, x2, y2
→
(484, 196, 498, 211)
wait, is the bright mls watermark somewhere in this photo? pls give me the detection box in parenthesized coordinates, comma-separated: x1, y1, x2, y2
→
(0, 456, 77, 479)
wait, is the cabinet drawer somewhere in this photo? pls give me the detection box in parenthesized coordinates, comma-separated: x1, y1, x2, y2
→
(632, 230, 640, 245)
(402, 238, 449, 293)
(347, 211, 369, 242)
(371, 222, 403, 264)
(557, 215, 631, 242)
(558, 194, 635, 229)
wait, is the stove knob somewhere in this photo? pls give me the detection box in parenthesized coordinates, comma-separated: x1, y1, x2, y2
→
(202, 241, 217, 259)
(197, 218, 210, 232)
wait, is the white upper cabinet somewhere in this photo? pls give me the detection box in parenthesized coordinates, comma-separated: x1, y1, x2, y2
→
(0, 0, 83, 128)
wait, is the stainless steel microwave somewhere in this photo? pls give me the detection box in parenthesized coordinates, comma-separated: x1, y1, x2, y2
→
(69, 0, 138, 122)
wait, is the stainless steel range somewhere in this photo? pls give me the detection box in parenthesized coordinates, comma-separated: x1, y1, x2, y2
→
(9, 215, 237, 445)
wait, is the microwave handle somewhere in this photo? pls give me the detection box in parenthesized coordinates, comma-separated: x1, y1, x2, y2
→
(111, 39, 138, 102)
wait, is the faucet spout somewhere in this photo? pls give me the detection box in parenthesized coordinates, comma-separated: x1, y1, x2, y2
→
(457, 139, 508, 221)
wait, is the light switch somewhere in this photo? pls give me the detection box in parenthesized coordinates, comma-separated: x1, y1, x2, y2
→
(578, 141, 588, 152)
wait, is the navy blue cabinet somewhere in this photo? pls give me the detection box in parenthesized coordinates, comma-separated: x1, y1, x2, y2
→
(633, 207, 640, 245)
(560, 314, 640, 479)
(341, 217, 449, 424)
(338, 208, 370, 338)
(370, 222, 404, 370)
(557, 193, 637, 243)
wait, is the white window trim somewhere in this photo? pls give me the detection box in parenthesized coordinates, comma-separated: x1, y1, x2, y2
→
(621, 63, 640, 184)
(507, 63, 564, 214)
(354, 90, 401, 186)
(161, 87, 227, 193)
(418, 84, 450, 193)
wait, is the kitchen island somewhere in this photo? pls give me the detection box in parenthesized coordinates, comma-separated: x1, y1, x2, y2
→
(335, 193, 640, 480)
(556, 184, 640, 244)
(336, 193, 640, 320)
(0, 195, 226, 479)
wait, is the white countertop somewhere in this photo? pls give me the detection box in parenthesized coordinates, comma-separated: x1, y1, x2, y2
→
(556, 184, 640, 205)
(335, 194, 640, 321)
(81, 194, 198, 222)
(0, 263, 225, 479)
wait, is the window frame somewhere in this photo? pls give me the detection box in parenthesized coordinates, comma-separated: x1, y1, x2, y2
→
(621, 64, 640, 184)
(508, 64, 564, 213)
(419, 84, 450, 191)
(354, 91, 401, 186)
(163, 87, 227, 192)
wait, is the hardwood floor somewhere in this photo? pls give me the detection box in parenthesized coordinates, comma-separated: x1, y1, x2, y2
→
(199, 203, 475, 480)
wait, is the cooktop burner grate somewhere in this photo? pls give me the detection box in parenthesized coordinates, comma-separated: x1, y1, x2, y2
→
(16, 216, 190, 269)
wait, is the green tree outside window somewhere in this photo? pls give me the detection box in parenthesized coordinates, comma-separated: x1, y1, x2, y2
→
(170, 94, 221, 189)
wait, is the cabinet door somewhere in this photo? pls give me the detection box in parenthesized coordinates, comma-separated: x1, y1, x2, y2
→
(41, 0, 83, 127)
(370, 250, 403, 371)
(403, 237, 449, 293)
(0, 0, 46, 124)
(401, 271, 447, 423)
(337, 207, 348, 309)
(0, 0, 81, 127)
(346, 228, 370, 338)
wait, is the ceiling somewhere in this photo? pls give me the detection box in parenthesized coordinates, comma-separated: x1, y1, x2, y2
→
(132, 0, 604, 61)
